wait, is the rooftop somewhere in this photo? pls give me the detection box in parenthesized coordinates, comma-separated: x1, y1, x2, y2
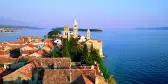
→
(35, 58, 71, 69)
(43, 69, 95, 84)
(0, 57, 17, 64)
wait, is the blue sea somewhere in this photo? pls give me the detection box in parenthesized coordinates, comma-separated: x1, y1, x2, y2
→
(1, 29, 168, 84)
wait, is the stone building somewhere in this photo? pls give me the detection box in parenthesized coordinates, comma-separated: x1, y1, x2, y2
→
(62, 18, 104, 57)
(63, 18, 79, 39)
(73, 18, 78, 38)
(86, 29, 90, 40)
(86, 29, 104, 57)
(86, 39, 104, 57)
(17, 36, 41, 43)
(63, 25, 70, 39)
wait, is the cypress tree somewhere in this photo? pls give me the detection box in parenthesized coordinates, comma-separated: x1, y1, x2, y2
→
(82, 44, 88, 63)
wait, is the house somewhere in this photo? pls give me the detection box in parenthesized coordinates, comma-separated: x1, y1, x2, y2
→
(0, 46, 11, 51)
(22, 50, 37, 56)
(42, 45, 51, 53)
(2, 62, 36, 81)
(28, 50, 46, 58)
(28, 52, 41, 57)
(54, 39, 62, 45)
(43, 69, 96, 84)
(6, 41, 26, 46)
(35, 58, 71, 69)
(2, 58, 106, 84)
(0, 57, 17, 64)
(47, 41, 54, 49)
(2, 58, 71, 81)
(0, 67, 4, 74)
(17, 36, 41, 43)
(75, 64, 100, 75)
(0, 51, 10, 58)
(86, 39, 104, 57)
(54, 39, 62, 48)
(21, 45, 35, 51)
(78, 36, 86, 42)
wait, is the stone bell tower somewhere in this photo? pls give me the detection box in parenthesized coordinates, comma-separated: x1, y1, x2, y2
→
(73, 18, 78, 38)
(87, 29, 90, 40)
(63, 24, 70, 39)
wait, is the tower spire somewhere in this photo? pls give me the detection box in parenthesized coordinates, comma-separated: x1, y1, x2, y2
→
(74, 18, 78, 25)
(87, 28, 90, 40)
(73, 17, 78, 38)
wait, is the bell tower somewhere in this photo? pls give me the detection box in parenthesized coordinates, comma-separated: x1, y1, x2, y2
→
(87, 29, 90, 40)
(73, 18, 78, 38)
(63, 24, 70, 39)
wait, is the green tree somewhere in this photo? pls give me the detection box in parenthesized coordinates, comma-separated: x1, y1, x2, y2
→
(68, 37, 78, 60)
(81, 44, 88, 63)
(48, 29, 61, 38)
(62, 38, 67, 57)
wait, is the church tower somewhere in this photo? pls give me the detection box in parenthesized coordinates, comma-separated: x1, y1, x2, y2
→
(63, 24, 70, 39)
(73, 18, 78, 38)
(87, 29, 90, 40)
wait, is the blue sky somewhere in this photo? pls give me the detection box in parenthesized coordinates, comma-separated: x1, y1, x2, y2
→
(0, 0, 168, 28)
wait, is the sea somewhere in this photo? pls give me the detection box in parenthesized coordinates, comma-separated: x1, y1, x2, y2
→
(0, 28, 168, 84)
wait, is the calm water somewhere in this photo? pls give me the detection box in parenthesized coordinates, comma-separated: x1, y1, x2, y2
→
(1, 29, 168, 84)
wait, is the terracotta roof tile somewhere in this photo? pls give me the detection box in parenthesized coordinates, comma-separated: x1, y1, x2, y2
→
(72, 74, 94, 84)
(3, 62, 35, 81)
(0, 68, 4, 74)
(6, 41, 26, 45)
(36, 58, 71, 69)
(28, 44, 34, 48)
(0, 51, 9, 55)
(97, 40, 102, 43)
(22, 50, 37, 55)
(76, 64, 100, 75)
(43, 69, 96, 84)
(37, 50, 46, 55)
(0, 57, 17, 64)
(48, 41, 54, 49)
(43, 70, 70, 84)
(71, 69, 96, 82)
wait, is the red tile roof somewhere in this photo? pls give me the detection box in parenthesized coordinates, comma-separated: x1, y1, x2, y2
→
(72, 74, 94, 84)
(43, 69, 96, 84)
(0, 68, 4, 74)
(22, 50, 37, 55)
(47, 41, 54, 49)
(33, 61, 40, 68)
(0, 57, 17, 64)
(82, 74, 94, 84)
(28, 43, 34, 48)
(37, 50, 46, 55)
(97, 40, 102, 43)
(76, 64, 100, 75)
(7, 41, 26, 45)
(0, 51, 9, 55)
(88, 41, 93, 43)
(35, 58, 71, 69)
(2, 62, 37, 81)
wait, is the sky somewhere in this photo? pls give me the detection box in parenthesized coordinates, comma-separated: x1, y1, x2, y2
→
(0, 0, 168, 29)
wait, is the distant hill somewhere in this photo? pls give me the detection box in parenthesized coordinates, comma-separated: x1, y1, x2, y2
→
(0, 25, 43, 29)
(53, 27, 103, 32)
(136, 27, 168, 30)
(0, 17, 43, 29)
(0, 17, 28, 26)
